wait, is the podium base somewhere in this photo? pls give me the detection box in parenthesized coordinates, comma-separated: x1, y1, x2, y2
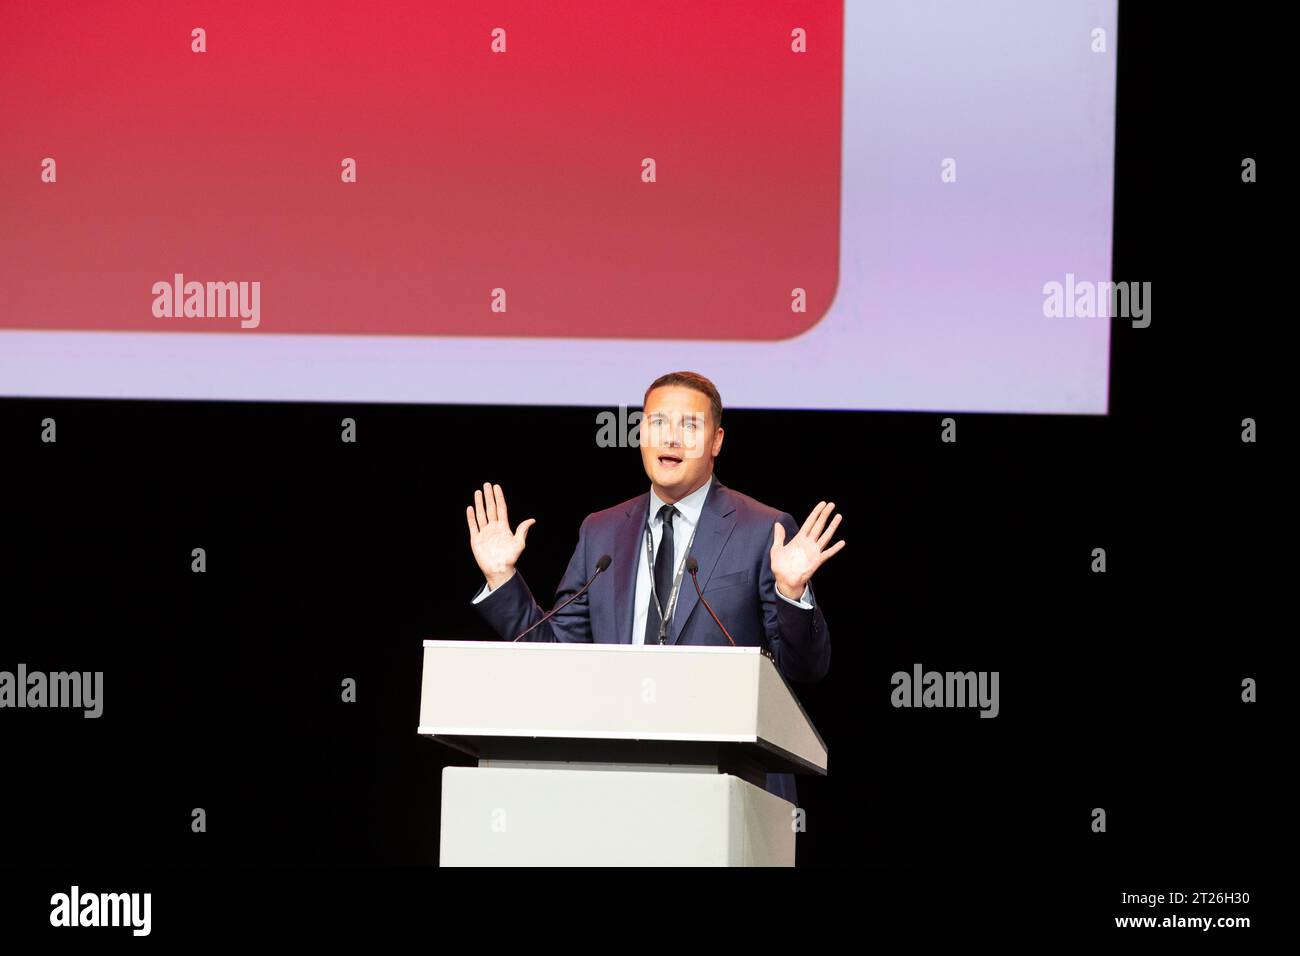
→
(439, 766, 795, 866)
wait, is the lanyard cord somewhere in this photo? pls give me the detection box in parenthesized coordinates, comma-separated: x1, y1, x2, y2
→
(644, 513, 700, 643)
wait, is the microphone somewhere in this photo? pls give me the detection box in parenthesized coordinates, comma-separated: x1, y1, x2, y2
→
(685, 557, 736, 647)
(512, 554, 612, 642)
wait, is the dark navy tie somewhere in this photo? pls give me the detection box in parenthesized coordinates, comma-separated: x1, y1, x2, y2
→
(644, 504, 677, 645)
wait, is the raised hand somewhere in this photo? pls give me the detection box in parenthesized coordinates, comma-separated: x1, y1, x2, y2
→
(770, 501, 845, 600)
(466, 482, 536, 589)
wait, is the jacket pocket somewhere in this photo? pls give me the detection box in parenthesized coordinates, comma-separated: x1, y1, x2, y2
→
(704, 568, 751, 592)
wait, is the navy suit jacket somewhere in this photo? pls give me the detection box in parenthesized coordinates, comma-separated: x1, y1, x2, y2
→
(471, 476, 830, 804)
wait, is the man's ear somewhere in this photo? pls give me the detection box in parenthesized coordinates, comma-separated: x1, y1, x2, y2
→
(712, 426, 724, 456)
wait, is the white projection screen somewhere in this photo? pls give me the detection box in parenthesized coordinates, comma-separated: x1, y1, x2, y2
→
(0, 1, 1117, 413)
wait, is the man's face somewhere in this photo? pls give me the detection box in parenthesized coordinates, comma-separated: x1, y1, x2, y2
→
(640, 385, 723, 502)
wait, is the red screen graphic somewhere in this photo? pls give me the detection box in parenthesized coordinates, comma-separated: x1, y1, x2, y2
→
(0, 1, 842, 340)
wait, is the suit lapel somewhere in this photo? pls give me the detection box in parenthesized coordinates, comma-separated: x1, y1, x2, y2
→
(613, 493, 650, 644)
(669, 477, 737, 645)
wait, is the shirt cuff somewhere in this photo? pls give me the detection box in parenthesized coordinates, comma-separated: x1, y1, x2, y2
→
(776, 583, 813, 610)
(472, 572, 514, 605)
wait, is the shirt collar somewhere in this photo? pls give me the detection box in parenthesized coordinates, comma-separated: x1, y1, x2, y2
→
(649, 473, 713, 528)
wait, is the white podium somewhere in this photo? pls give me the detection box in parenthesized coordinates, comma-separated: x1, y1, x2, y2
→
(417, 640, 828, 866)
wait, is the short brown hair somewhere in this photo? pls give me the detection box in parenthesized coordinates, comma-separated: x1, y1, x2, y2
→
(644, 371, 723, 429)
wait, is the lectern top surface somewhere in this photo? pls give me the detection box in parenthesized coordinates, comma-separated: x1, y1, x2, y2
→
(422, 640, 763, 655)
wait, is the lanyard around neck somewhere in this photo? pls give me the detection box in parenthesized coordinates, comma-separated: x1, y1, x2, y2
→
(644, 509, 699, 644)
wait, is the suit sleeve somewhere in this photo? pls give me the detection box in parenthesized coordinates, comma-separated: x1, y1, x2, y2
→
(759, 512, 831, 682)
(470, 517, 595, 643)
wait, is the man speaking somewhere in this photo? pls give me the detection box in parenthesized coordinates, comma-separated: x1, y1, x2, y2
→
(465, 371, 844, 803)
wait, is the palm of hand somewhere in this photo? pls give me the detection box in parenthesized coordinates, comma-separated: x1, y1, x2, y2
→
(769, 500, 845, 596)
(473, 520, 522, 573)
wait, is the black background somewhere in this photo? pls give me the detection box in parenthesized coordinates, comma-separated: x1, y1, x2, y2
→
(0, 1, 1272, 938)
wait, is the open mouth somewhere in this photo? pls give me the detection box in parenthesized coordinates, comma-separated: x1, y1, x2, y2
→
(657, 454, 683, 468)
